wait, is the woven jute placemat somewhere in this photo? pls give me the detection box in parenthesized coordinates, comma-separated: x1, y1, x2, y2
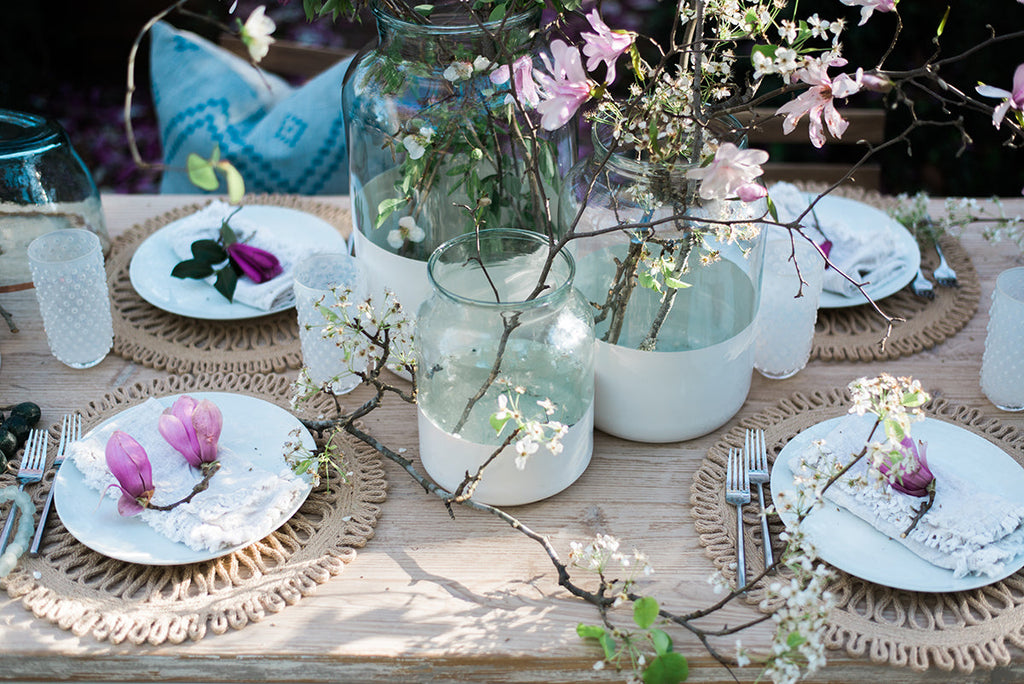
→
(786, 184, 981, 362)
(0, 372, 386, 645)
(690, 388, 1024, 673)
(106, 194, 352, 375)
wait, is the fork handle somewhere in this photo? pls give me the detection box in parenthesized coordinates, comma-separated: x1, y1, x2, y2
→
(0, 484, 26, 555)
(735, 503, 747, 590)
(28, 481, 58, 556)
(756, 483, 774, 569)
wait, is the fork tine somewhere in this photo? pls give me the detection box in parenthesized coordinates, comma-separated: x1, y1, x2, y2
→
(30, 414, 80, 556)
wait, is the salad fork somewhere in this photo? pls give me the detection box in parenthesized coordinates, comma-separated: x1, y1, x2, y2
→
(0, 428, 48, 554)
(745, 428, 773, 570)
(725, 447, 751, 589)
(30, 414, 80, 556)
(911, 267, 934, 299)
(933, 242, 958, 287)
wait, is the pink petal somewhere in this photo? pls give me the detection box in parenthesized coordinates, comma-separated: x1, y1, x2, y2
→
(191, 399, 223, 464)
(105, 431, 153, 497)
(159, 413, 203, 468)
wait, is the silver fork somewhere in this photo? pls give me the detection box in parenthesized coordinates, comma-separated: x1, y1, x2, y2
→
(30, 414, 80, 556)
(745, 428, 773, 570)
(0, 429, 48, 554)
(725, 447, 751, 589)
(933, 242, 958, 287)
(911, 267, 934, 299)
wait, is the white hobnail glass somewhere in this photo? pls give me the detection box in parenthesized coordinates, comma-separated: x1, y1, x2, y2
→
(981, 267, 1024, 411)
(754, 238, 826, 380)
(293, 253, 369, 394)
(27, 228, 113, 369)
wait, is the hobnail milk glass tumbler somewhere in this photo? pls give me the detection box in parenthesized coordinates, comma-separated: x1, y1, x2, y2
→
(27, 228, 113, 369)
(293, 253, 369, 394)
(754, 238, 826, 379)
(981, 266, 1024, 411)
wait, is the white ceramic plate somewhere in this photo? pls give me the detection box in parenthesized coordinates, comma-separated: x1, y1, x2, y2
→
(771, 415, 1024, 592)
(806, 194, 921, 309)
(54, 392, 315, 566)
(129, 205, 347, 320)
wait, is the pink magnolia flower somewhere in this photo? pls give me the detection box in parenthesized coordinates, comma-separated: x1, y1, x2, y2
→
(226, 242, 283, 283)
(104, 431, 154, 517)
(840, 0, 896, 26)
(686, 143, 770, 201)
(490, 55, 540, 107)
(880, 437, 935, 498)
(158, 396, 223, 468)
(775, 62, 862, 148)
(534, 40, 594, 131)
(581, 10, 634, 84)
(976, 63, 1024, 130)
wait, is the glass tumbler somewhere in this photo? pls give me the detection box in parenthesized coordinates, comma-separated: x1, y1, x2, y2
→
(981, 266, 1024, 411)
(754, 238, 826, 379)
(293, 253, 369, 394)
(27, 228, 113, 369)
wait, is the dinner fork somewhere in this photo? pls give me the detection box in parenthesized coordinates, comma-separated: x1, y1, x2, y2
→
(30, 414, 80, 556)
(0, 429, 48, 555)
(910, 267, 934, 299)
(745, 428, 773, 570)
(933, 242, 958, 287)
(725, 447, 751, 589)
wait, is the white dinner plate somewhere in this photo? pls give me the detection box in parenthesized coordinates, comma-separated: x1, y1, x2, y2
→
(54, 392, 316, 566)
(770, 415, 1024, 592)
(129, 204, 348, 320)
(806, 194, 921, 309)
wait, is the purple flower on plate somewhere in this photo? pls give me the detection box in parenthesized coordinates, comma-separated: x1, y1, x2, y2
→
(158, 396, 223, 468)
(104, 431, 154, 516)
(881, 437, 935, 498)
(226, 242, 283, 284)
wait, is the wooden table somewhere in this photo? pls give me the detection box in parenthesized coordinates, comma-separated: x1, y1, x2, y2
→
(0, 194, 1022, 683)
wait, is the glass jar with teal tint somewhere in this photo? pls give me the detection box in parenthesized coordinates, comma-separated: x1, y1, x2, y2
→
(415, 229, 595, 506)
(558, 126, 766, 443)
(0, 109, 109, 291)
(342, 1, 575, 319)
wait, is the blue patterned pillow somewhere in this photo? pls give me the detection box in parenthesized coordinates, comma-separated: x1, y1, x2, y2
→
(150, 21, 352, 195)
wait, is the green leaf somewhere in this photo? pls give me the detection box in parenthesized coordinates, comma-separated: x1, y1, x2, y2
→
(598, 632, 617, 660)
(649, 629, 672, 656)
(786, 630, 807, 649)
(191, 239, 227, 264)
(171, 259, 215, 280)
(413, 4, 433, 15)
(219, 219, 238, 246)
(488, 2, 506, 21)
(766, 196, 779, 222)
(187, 153, 219, 191)
(641, 652, 688, 684)
(220, 161, 246, 204)
(633, 596, 659, 629)
(489, 414, 510, 435)
(638, 272, 660, 292)
(937, 5, 949, 37)
(375, 197, 408, 230)
(213, 265, 239, 302)
(664, 276, 691, 290)
(576, 623, 606, 640)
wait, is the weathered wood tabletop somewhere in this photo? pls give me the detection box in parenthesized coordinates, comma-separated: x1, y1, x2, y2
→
(0, 194, 1022, 683)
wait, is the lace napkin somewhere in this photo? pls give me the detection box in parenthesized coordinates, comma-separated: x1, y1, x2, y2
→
(67, 398, 309, 553)
(767, 182, 911, 298)
(168, 201, 306, 311)
(788, 415, 1024, 578)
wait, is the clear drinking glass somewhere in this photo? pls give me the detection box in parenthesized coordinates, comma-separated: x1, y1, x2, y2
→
(293, 253, 369, 394)
(754, 238, 826, 379)
(981, 266, 1024, 411)
(27, 228, 113, 369)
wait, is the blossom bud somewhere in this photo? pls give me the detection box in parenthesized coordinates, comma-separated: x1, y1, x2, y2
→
(158, 396, 223, 468)
(104, 430, 154, 516)
(880, 437, 935, 498)
(226, 243, 283, 284)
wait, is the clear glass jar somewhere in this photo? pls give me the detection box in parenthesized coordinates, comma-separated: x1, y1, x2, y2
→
(0, 109, 109, 292)
(342, 1, 575, 317)
(415, 229, 595, 505)
(558, 128, 766, 442)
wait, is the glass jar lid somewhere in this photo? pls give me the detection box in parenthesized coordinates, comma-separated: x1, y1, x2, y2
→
(0, 109, 64, 158)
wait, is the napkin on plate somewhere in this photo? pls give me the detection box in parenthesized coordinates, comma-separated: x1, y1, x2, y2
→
(168, 201, 307, 311)
(788, 414, 1024, 578)
(767, 182, 912, 298)
(67, 398, 309, 553)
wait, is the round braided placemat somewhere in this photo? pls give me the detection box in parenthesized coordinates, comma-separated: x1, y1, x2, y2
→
(0, 372, 386, 645)
(106, 194, 352, 374)
(690, 388, 1024, 673)
(785, 184, 981, 362)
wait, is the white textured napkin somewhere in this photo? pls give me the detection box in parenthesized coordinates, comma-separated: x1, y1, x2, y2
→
(68, 398, 309, 553)
(788, 414, 1024, 578)
(168, 201, 305, 311)
(768, 182, 911, 298)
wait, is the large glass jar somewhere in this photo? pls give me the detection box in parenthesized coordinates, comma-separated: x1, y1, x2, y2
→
(342, 1, 575, 318)
(559, 129, 766, 443)
(0, 109, 109, 292)
(415, 229, 595, 506)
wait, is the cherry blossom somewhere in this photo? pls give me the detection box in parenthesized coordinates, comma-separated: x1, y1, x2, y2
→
(976, 63, 1024, 130)
(775, 62, 861, 148)
(534, 40, 594, 131)
(839, 0, 896, 26)
(685, 143, 769, 201)
(580, 10, 634, 83)
(240, 5, 276, 63)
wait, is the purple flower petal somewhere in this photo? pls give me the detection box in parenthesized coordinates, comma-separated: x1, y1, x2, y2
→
(227, 243, 283, 284)
(105, 430, 153, 498)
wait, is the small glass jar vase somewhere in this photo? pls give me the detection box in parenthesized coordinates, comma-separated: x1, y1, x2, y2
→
(559, 129, 765, 443)
(415, 229, 595, 506)
(0, 109, 109, 292)
(342, 0, 575, 318)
